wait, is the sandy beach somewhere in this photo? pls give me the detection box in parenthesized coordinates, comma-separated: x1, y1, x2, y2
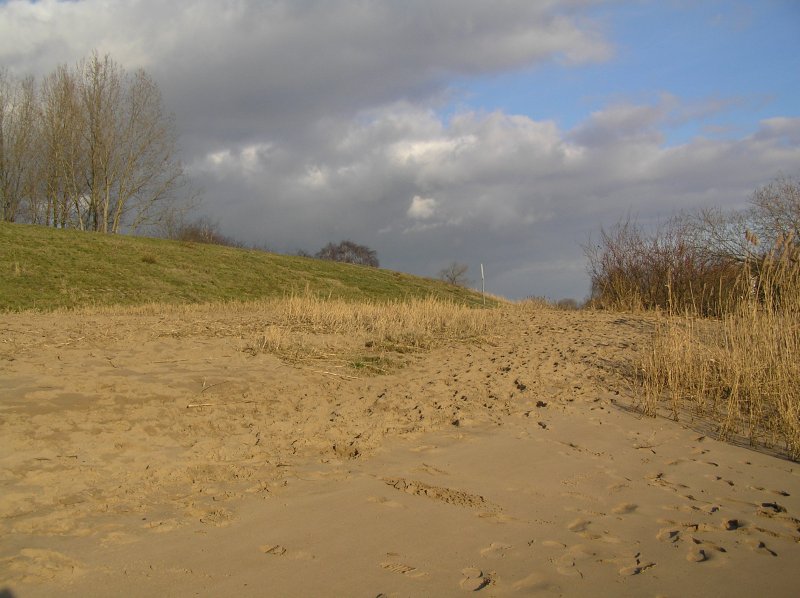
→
(1, 304, 798, 596)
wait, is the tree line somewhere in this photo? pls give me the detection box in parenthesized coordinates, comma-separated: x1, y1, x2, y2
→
(0, 52, 186, 233)
(584, 175, 800, 315)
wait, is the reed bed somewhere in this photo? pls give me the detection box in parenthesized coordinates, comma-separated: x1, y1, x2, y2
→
(640, 237, 800, 459)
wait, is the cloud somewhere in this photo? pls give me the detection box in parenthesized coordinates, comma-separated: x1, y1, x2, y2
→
(0, 0, 613, 153)
(1, 1, 797, 299)
(181, 96, 799, 300)
(408, 196, 438, 220)
(753, 117, 800, 145)
(569, 102, 666, 147)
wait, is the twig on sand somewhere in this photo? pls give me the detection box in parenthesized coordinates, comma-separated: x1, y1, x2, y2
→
(54, 336, 86, 348)
(186, 400, 258, 409)
(200, 380, 228, 393)
(311, 369, 360, 380)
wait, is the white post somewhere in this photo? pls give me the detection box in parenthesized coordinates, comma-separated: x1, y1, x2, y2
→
(480, 263, 485, 305)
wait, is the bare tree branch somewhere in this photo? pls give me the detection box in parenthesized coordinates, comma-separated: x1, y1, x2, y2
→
(438, 262, 470, 286)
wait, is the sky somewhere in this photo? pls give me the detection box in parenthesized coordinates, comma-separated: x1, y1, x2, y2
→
(1, 0, 798, 300)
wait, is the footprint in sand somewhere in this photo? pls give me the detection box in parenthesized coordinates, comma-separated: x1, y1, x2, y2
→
(3, 548, 84, 582)
(260, 544, 315, 560)
(186, 505, 234, 527)
(554, 553, 582, 578)
(611, 552, 656, 577)
(747, 485, 791, 497)
(722, 518, 742, 531)
(379, 561, 429, 579)
(567, 518, 591, 533)
(612, 502, 638, 515)
(144, 518, 182, 533)
(367, 495, 405, 509)
(414, 462, 449, 476)
(410, 444, 438, 453)
(748, 540, 778, 557)
(656, 528, 680, 543)
(556, 544, 604, 579)
(686, 547, 707, 562)
(459, 567, 492, 591)
(480, 542, 512, 559)
(512, 571, 553, 592)
(260, 544, 287, 556)
(684, 535, 728, 563)
(100, 531, 140, 546)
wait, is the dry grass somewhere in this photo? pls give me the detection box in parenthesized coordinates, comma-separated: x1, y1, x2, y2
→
(64, 292, 492, 333)
(516, 296, 584, 312)
(40, 293, 497, 374)
(640, 237, 800, 459)
(249, 294, 494, 366)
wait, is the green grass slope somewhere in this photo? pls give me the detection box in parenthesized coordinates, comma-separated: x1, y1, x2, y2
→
(0, 222, 494, 311)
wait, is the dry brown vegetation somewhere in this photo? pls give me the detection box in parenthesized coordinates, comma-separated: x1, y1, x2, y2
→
(63, 293, 497, 374)
(642, 263, 799, 459)
(247, 294, 494, 372)
(595, 178, 800, 460)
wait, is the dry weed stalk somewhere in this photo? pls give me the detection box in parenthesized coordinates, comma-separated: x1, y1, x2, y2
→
(641, 236, 800, 459)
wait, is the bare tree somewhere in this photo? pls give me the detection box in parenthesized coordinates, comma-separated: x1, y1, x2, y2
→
(79, 52, 121, 231)
(74, 52, 184, 233)
(38, 65, 86, 228)
(680, 206, 755, 264)
(0, 70, 38, 222)
(676, 176, 800, 269)
(585, 176, 800, 314)
(315, 240, 379, 267)
(438, 262, 470, 286)
(749, 175, 800, 247)
(583, 214, 742, 314)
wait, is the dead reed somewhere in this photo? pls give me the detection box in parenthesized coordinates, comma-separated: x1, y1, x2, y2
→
(640, 236, 800, 459)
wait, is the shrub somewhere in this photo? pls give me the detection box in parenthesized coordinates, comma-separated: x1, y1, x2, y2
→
(438, 262, 470, 286)
(315, 240, 379, 267)
(584, 215, 741, 315)
(170, 217, 243, 247)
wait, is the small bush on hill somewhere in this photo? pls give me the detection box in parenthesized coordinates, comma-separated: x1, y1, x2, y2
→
(315, 240, 379, 267)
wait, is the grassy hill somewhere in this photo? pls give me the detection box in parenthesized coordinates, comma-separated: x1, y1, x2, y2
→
(0, 222, 494, 311)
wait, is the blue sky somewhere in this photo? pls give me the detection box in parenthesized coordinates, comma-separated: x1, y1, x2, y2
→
(1, 1, 798, 299)
(452, 1, 799, 145)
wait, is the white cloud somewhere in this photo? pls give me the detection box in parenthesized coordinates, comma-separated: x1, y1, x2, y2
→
(0, 0, 614, 154)
(754, 117, 800, 145)
(407, 196, 437, 220)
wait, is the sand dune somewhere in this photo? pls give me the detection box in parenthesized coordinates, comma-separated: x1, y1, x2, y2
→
(1, 305, 798, 596)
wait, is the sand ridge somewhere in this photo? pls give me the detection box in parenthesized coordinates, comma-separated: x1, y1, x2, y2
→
(1, 306, 798, 596)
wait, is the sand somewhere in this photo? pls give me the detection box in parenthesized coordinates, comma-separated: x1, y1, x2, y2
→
(1, 305, 798, 597)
